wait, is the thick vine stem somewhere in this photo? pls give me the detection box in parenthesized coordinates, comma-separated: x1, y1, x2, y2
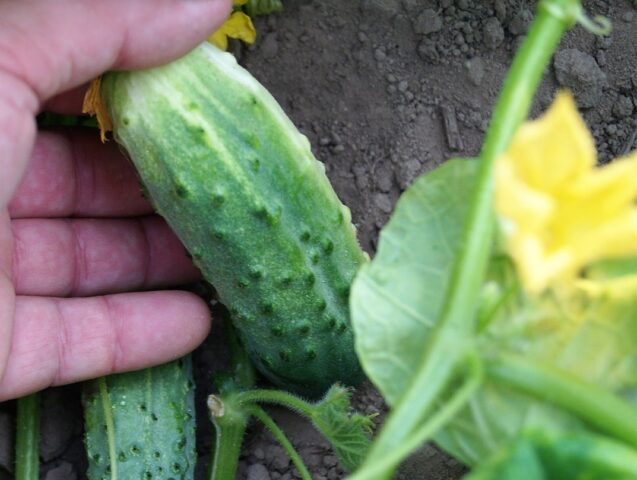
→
(15, 393, 40, 480)
(486, 354, 637, 448)
(235, 389, 316, 417)
(352, 1, 581, 477)
(208, 394, 250, 480)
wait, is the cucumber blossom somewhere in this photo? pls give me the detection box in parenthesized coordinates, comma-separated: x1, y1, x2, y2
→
(100, 43, 367, 397)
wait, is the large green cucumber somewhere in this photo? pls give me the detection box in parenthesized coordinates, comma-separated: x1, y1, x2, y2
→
(83, 358, 196, 479)
(101, 43, 367, 397)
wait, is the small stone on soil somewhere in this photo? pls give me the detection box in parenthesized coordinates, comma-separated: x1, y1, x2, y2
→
(412, 9, 443, 35)
(465, 57, 486, 86)
(554, 48, 607, 108)
(483, 17, 504, 49)
(614, 95, 634, 118)
(266, 444, 290, 471)
(247, 463, 272, 480)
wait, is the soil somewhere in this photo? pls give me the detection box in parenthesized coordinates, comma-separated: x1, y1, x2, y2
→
(1, 0, 637, 479)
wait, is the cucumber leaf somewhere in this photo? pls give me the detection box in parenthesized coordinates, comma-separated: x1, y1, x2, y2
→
(464, 429, 637, 480)
(350, 157, 637, 466)
(350, 158, 477, 405)
(436, 273, 637, 465)
(309, 385, 375, 472)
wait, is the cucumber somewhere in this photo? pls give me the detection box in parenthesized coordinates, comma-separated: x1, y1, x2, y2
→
(83, 358, 196, 480)
(100, 43, 367, 397)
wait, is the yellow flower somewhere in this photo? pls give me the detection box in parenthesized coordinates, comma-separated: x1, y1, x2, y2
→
(495, 91, 637, 293)
(209, 0, 256, 50)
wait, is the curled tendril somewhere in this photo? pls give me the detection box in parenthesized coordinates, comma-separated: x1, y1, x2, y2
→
(577, 11, 612, 36)
(539, 0, 613, 35)
(540, 0, 612, 36)
(539, 0, 581, 27)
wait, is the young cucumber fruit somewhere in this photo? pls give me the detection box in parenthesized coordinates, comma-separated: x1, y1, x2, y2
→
(83, 358, 196, 480)
(100, 43, 367, 397)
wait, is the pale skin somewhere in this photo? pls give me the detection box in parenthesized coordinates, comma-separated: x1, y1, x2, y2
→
(0, 0, 233, 401)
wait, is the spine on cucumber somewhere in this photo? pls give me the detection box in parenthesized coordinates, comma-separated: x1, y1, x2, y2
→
(100, 43, 367, 397)
(83, 357, 197, 480)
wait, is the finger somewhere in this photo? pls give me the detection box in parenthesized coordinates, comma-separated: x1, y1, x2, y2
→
(0, 291, 211, 401)
(0, 0, 232, 206)
(12, 217, 201, 297)
(9, 130, 153, 218)
(0, 0, 232, 101)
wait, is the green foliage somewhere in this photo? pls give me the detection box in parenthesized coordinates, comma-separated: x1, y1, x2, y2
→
(464, 429, 637, 480)
(309, 385, 375, 471)
(209, 384, 374, 478)
(351, 157, 637, 467)
(350, 158, 477, 406)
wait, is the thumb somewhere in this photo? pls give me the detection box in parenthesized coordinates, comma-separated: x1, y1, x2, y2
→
(0, 0, 232, 206)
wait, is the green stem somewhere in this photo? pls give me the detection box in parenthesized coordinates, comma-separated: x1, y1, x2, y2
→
(247, 405, 312, 480)
(354, 1, 580, 477)
(15, 393, 40, 480)
(349, 353, 483, 480)
(208, 395, 250, 480)
(235, 389, 316, 417)
(487, 354, 637, 448)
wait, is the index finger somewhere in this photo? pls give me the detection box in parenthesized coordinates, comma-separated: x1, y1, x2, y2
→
(0, 0, 232, 206)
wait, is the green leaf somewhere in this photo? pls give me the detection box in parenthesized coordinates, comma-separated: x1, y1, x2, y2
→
(350, 158, 477, 405)
(464, 429, 637, 480)
(584, 256, 637, 280)
(350, 156, 637, 466)
(309, 385, 375, 472)
(437, 275, 637, 465)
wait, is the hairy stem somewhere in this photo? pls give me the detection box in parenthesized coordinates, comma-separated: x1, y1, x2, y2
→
(235, 389, 315, 417)
(15, 393, 40, 480)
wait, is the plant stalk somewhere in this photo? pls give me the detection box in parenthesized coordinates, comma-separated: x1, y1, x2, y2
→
(15, 393, 40, 480)
(349, 353, 483, 480)
(487, 354, 637, 448)
(236, 389, 316, 417)
(208, 395, 250, 480)
(353, 1, 579, 477)
(247, 405, 312, 480)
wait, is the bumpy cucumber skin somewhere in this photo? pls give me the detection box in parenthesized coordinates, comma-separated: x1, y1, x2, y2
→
(101, 43, 367, 397)
(83, 358, 196, 479)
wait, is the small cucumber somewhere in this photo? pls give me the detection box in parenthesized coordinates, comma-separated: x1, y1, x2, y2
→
(100, 43, 367, 397)
(83, 357, 196, 480)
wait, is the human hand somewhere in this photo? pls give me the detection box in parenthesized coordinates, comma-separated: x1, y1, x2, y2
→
(0, 0, 232, 401)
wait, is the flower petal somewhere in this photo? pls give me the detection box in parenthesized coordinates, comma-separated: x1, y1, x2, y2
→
(507, 92, 596, 193)
(208, 29, 229, 50)
(220, 11, 256, 45)
(495, 91, 637, 293)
